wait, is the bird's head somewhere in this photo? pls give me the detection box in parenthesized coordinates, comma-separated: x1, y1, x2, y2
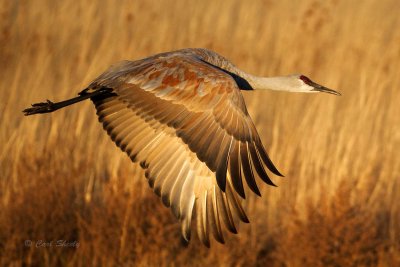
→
(297, 75, 341, 95)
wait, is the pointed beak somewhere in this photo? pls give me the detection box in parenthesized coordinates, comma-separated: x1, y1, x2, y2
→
(310, 81, 341, 96)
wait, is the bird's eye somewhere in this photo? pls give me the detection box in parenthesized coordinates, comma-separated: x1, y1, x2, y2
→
(299, 75, 312, 85)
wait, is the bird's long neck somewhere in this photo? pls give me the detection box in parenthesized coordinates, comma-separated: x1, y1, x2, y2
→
(225, 65, 304, 93)
(241, 74, 302, 92)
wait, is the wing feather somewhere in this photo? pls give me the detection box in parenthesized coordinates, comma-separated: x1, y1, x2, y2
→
(215, 134, 233, 192)
(229, 141, 246, 198)
(160, 152, 187, 207)
(215, 187, 237, 233)
(196, 192, 210, 247)
(196, 121, 219, 163)
(240, 142, 261, 196)
(152, 148, 181, 196)
(225, 181, 249, 223)
(89, 50, 282, 245)
(249, 142, 276, 187)
(207, 188, 224, 243)
(170, 160, 191, 218)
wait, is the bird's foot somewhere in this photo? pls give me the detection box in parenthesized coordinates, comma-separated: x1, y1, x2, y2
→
(23, 100, 55, 116)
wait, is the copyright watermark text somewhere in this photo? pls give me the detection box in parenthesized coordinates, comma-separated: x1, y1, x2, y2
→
(24, 240, 80, 248)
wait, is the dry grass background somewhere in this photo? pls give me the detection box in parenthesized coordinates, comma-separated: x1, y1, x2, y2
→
(1, 0, 399, 266)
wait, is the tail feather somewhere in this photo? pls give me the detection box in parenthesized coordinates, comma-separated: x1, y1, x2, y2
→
(23, 87, 114, 116)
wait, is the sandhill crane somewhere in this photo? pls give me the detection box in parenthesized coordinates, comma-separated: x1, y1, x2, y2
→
(23, 48, 340, 246)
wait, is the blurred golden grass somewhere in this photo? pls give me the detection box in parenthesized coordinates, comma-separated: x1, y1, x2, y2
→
(1, 0, 400, 266)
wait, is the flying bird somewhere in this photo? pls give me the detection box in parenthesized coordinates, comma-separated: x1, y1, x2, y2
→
(23, 48, 340, 246)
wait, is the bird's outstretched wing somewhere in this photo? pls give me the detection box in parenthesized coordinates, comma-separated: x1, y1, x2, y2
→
(88, 52, 282, 246)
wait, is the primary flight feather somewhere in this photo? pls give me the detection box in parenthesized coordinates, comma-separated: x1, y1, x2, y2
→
(23, 48, 340, 247)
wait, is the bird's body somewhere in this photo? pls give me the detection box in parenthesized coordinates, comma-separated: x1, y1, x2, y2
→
(23, 48, 339, 246)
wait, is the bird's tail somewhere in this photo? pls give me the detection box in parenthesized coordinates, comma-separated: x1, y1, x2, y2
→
(23, 87, 114, 116)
